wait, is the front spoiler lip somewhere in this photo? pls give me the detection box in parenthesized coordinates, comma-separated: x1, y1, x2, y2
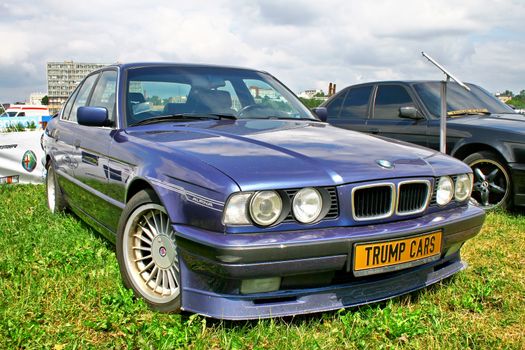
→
(181, 256, 467, 320)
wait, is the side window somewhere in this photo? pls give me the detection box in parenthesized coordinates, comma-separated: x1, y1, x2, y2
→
(326, 91, 347, 119)
(89, 70, 118, 124)
(61, 87, 80, 120)
(68, 73, 99, 122)
(373, 85, 415, 119)
(340, 86, 372, 119)
(18, 112, 25, 117)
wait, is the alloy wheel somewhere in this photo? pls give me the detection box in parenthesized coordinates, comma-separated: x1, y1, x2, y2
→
(470, 159, 510, 208)
(122, 204, 180, 304)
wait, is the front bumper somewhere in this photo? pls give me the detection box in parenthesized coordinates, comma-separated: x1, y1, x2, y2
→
(175, 204, 485, 320)
(509, 162, 525, 207)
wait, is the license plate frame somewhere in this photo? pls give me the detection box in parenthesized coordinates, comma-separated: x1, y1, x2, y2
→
(353, 231, 442, 277)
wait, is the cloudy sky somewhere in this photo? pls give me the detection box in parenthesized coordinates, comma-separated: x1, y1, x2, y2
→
(1, 0, 524, 102)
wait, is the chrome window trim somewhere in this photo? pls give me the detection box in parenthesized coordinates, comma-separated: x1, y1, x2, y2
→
(351, 183, 396, 221)
(396, 179, 431, 216)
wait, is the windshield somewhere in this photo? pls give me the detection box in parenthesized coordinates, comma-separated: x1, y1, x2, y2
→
(125, 66, 315, 125)
(0, 111, 17, 117)
(413, 82, 515, 117)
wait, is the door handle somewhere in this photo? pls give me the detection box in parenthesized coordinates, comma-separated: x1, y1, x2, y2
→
(74, 140, 81, 148)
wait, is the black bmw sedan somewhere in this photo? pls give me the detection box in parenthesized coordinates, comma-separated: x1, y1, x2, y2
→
(322, 81, 525, 209)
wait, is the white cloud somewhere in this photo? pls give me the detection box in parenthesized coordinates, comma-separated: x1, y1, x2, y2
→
(0, 0, 524, 102)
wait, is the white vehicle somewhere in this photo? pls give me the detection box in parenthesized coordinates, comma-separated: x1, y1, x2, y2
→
(0, 105, 49, 118)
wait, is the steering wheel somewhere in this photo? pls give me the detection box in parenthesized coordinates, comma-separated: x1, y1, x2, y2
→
(237, 104, 274, 119)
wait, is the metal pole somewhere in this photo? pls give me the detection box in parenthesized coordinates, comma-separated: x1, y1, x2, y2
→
(440, 77, 449, 153)
(421, 52, 470, 154)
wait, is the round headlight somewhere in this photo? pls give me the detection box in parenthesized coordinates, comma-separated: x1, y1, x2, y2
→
(293, 188, 323, 223)
(455, 174, 472, 202)
(436, 176, 454, 206)
(249, 191, 283, 226)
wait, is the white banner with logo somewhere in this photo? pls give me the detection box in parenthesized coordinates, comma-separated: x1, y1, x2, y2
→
(0, 131, 45, 184)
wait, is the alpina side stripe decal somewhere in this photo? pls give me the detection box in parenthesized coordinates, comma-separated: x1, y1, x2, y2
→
(146, 177, 225, 211)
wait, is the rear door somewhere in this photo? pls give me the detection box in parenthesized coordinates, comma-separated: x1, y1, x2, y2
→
(54, 73, 99, 204)
(367, 84, 429, 147)
(326, 85, 372, 133)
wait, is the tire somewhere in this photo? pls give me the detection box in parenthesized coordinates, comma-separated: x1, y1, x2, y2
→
(46, 163, 67, 213)
(116, 189, 182, 313)
(463, 151, 512, 209)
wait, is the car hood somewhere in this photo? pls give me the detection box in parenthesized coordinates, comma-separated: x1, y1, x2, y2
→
(448, 113, 525, 133)
(128, 120, 468, 191)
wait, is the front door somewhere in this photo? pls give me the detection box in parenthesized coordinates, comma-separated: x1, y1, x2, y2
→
(367, 84, 428, 147)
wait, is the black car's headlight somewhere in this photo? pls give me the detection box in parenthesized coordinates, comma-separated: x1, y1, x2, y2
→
(436, 176, 454, 206)
(455, 174, 473, 202)
(292, 187, 323, 223)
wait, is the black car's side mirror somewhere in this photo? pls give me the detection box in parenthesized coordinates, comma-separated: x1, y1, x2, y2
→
(77, 106, 110, 127)
(312, 107, 328, 122)
(399, 106, 424, 120)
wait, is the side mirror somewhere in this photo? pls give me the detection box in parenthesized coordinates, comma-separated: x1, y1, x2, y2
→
(399, 106, 424, 120)
(312, 107, 328, 122)
(77, 106, 110, 127)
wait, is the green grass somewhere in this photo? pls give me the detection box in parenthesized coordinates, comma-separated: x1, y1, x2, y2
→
(0, 185, 523, 349)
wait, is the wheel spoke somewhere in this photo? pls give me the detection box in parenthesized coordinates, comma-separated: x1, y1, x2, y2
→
(139, 223, 155, 240)
(144, 215, 158, 237)
(133, 233, 152, 246)
(134, 254, 152, 262)
(480, 190, 490, 206)
(146, 266, 158, 284)
(490, 183, 506, 194)
(170, 266, 180, 287)
(486, 168, 499, 181)
(162, 270, 169, 295)
(474, 167, 486, 181)
(133, 246, 150, 251)
(167, 268, 177, 290)
(154, 267, 162, 292)
(139, 261, 154, 274)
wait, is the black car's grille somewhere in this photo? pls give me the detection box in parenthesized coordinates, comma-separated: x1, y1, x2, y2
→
(283, 187, 339, 222)
(352, 185, 394, 220)
(397, 182, 430, 214)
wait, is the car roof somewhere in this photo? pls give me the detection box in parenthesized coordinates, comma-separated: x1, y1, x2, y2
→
(341, 80, 474, 88)
(104, 62, 266, 74)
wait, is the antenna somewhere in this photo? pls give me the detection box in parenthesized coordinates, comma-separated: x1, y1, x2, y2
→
(421, 52, 470, 153)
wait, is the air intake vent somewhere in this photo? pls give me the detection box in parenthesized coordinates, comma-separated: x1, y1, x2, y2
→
(397, 181, 430, 215)
(352, 184, 394, 220)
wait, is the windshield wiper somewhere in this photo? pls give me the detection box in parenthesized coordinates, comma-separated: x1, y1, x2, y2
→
(130, 113, 236, 126)
(242, 116, 317, 121)
(447, 109, 491, 117)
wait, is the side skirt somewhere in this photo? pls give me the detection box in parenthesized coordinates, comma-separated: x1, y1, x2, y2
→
(67, 200, 117, 245)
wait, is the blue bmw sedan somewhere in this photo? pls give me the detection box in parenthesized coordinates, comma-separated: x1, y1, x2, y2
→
(43, 63, 485, 319)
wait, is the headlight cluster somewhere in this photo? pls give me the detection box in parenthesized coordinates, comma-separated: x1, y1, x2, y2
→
(436, 174, 473, 206)
(223, 188, 329, 226)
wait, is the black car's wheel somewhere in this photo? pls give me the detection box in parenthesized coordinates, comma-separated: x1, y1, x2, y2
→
(116, 189, 181, 313)
(45, 163, 67, 213)
(463, 151, 512, 209)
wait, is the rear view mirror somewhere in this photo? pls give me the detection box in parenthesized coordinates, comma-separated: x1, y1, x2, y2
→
(399, 106, 424, 120)
(77, 106, 110, 127)
(312, 107, 328, 122)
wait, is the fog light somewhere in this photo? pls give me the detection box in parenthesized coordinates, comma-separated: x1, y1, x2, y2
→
(445, 243, 463, 257)
(240, 277, 281, 294)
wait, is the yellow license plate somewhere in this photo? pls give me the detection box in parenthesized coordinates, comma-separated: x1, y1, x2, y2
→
(353, 231, 442, 276)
